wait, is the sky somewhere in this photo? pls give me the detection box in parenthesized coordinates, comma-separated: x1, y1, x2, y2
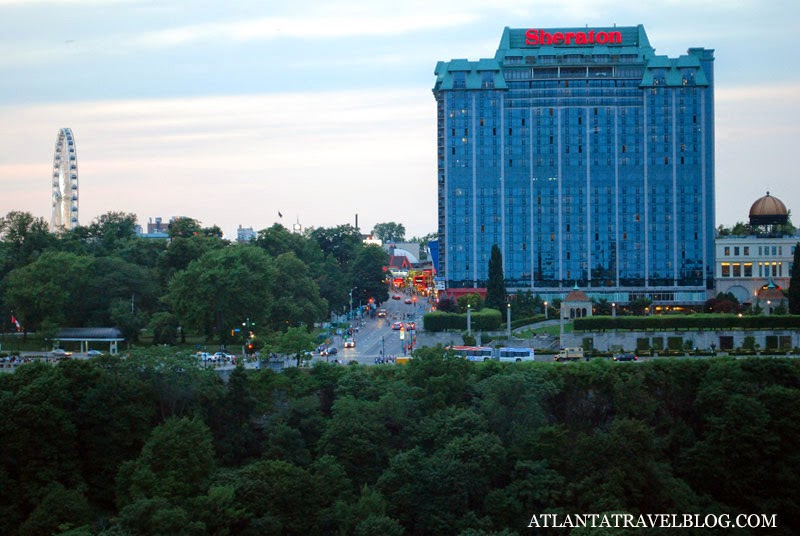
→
(1, 0, 799, 241)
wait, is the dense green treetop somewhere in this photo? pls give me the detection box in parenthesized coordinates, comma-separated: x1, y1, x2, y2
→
(371, 222, 406, 243)
(1, 351, 799, 534)
(0, 211, 393, 343)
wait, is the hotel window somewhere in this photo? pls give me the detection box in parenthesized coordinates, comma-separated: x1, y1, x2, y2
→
(744, 263, 752, 277)
(732, 264, 741, 277)
(743, 246, 749, 256)
(724, 247, 730, 256)
(734, 247, 740, 256)
(721, 263, 730, 277)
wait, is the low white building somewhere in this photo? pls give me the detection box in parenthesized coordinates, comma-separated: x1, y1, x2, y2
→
(714, 193, 798, 306)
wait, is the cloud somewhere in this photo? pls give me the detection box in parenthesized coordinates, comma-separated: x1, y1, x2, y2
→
(0, 89, 438, 238)
(133, 12, 479, 49)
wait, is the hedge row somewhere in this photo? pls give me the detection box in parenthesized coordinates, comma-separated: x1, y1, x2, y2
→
(574, 315, 800, 332)
(423, 309, 502, 332)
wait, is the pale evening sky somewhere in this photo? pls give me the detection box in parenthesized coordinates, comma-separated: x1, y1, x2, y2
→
(1, 0, 798, 240)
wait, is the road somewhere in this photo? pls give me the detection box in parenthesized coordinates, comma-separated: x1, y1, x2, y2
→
(324, 290, 430, 365)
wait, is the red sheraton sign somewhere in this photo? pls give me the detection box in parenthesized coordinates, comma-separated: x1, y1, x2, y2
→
(525, 29, 622, 46)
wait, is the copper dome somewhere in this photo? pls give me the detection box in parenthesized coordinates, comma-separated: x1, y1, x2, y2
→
(749, 192, 788, 226)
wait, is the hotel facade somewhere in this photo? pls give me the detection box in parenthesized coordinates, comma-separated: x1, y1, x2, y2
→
(433, 25, 715, 305)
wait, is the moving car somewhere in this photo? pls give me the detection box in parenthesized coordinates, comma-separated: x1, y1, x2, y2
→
(51, 348, 72, 358)
(392, 294, 401, 300)
(377, 309, 387, 318)
(343, 338, 356, 348)
(391, 321, 403, 330)
(321, 347, 338, 356)
(404, 298, 413, 304)
(613, 353, 638, 362)
(87, 349, 103, 356)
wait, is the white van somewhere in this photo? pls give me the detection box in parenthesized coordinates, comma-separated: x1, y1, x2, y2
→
(498, 347, 535, 362)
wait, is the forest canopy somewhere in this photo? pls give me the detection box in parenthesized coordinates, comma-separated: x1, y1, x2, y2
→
(1, 350, 798, 535)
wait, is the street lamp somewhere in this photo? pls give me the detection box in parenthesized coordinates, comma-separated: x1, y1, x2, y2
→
(467, 303, 472, 336)
(544, 301, 549, 320)
(349, 287, 358, 335)
(506, 303, 511, 340)
(612, 302, 616, 317)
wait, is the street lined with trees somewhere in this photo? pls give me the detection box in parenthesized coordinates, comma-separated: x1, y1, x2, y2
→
(0, 212, 388, 350)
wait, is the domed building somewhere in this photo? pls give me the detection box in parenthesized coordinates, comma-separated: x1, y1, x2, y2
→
(716, 192, 797, 308)
(749, 191, 789, 228)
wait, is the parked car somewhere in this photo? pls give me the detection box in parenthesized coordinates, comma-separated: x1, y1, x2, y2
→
(613, 353, 638, 362)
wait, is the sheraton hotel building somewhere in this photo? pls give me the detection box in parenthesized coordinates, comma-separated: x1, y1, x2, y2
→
(433, 25, 715, 306)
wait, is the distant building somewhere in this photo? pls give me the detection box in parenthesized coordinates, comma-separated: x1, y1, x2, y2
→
(434, 24, 715, 308)
(715, 192, 798, 307)
(562, 284, 593, 319)
(237, 225, 257, 243)
(136, 216, 171, 239)
(147, 217, 169, 234)
(386, 243, 421, 264)
(362, 234, 383, 246)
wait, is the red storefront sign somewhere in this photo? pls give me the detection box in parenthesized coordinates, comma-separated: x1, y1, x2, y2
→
(525, 29, 622, 46)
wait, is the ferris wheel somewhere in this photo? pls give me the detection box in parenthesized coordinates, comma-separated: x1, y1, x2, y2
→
(51, 127, 79, 231)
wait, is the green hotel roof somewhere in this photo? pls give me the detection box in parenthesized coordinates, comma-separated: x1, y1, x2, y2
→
(434, 25, 712, 90)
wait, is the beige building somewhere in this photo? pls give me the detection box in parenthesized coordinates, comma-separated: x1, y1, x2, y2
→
(715, 193, 798, 306)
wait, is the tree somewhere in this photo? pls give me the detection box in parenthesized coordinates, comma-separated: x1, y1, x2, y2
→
(0, 211, 55, 275)
(629, 296, 653, 315)
(3, 250, 91, 331)
(274, 326, 317, 367)
(309, 224, 362, 269)
(788, 242, 800, 314)
(110, 299, 148, 343)
(268, 252, 328, 331)
(436, 295, 458, 313)
(457, 293, 484, 313)
(165, 246, 275, 343)
(704, 292, 742, 314)
(158, 234, 226, 279)
(167, 217, 203, 239)
(349, 244, 390, 306)
(83, 211, 139, 255)
(371, 222, 406, 243)
(117, 417, 215, 505)
(485, 244, 507, 310)
(150, 311, 180, 345)
(255, 223, 323, 266)
(85, 255, 160, 326)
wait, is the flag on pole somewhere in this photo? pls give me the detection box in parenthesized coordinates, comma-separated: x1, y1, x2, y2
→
(278, 211, 283, 218)
(11, 314, 21, 331)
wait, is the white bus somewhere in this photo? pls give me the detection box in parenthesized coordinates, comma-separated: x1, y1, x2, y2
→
(498, 347, 535, 362)
(447, 345, 495, 362)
